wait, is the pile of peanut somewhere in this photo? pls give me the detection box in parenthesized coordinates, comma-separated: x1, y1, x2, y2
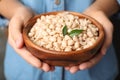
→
(28, 12, 99, 52)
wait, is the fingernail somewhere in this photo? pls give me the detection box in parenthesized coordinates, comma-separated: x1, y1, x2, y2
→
(15, 35, 23, 48)
(65, 67, 70, 70)
(101, 48, 107, 55)
(80, 67, 86, 70)
(70, 69, 77, 74)
(16, 40, 20, 48)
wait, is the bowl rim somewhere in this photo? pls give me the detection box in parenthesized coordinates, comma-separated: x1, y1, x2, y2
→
(23, 11, 104, 56)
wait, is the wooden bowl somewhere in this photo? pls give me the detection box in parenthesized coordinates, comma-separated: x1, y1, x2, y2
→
(23, 11, 104, 66)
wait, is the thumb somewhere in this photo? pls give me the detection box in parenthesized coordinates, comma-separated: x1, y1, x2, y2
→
(9, 18, 24, 48)
(100, 23, 113, 55)
(100, 36, 112, 55)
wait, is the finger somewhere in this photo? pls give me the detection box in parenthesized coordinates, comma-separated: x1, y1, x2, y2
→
(41, 63, 51, 72)
(92, 12, 113, 55)
(79, 52, 104, 70)
(69, 66, 79, 74)
(65, 66, 70, 71)
(9, 34, 53, 72)
(18, 47, 43, 69)
(101, 24, 113, 55)
(9, 18, 24, 48)
(9, 36, 43, 69)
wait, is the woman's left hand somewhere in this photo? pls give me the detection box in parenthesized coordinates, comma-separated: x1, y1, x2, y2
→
(65, 11, 113, 74)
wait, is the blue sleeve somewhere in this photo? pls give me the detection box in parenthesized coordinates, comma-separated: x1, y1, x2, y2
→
(0, 16, 8, 27)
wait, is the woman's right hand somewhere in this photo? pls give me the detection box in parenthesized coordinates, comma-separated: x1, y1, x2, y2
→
(8, 7, 54, 72)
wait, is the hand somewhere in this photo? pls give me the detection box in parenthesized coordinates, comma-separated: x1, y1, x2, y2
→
(65, 11, 113, 74)
(8, 7, 54, 72)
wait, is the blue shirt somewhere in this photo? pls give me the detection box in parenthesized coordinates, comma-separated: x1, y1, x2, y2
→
(4, 0, 118, 80)
(20, 0, 93, 13)
(0, 0, 93, 27)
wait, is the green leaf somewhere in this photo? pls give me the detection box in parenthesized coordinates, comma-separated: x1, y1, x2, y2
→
(62, 25, 68, 36)
(69, 29, 84, 37)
